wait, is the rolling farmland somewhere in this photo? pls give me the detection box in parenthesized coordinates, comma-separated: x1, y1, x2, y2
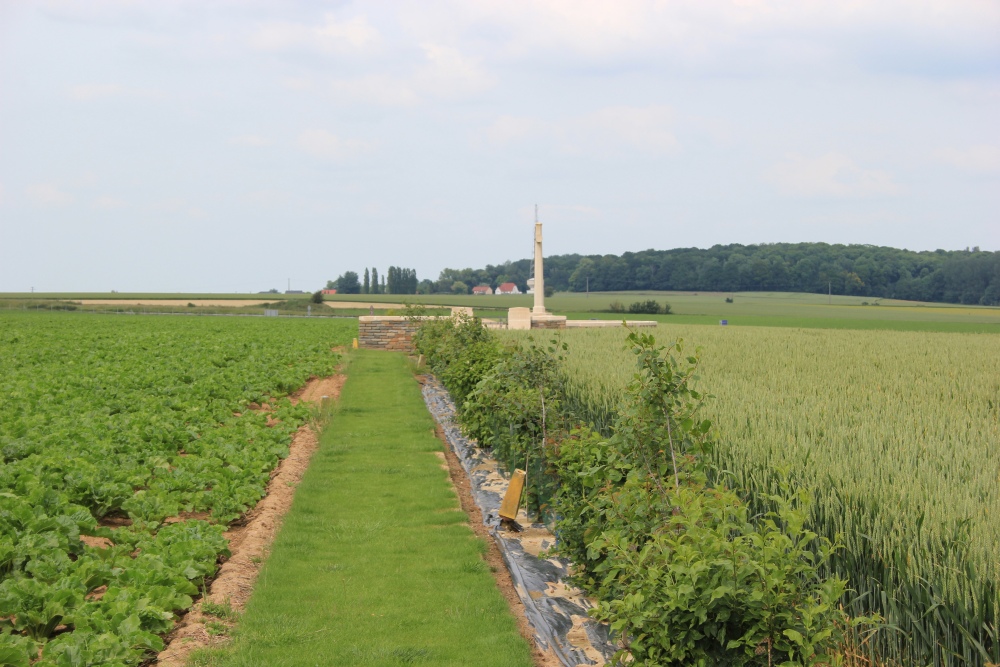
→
(507, 325, 1000, 665)
(0, 312, 354, 665)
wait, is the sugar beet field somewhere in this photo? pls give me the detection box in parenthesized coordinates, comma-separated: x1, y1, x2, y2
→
(0, 313, 355, 665)
(515, 325, 1000, 665)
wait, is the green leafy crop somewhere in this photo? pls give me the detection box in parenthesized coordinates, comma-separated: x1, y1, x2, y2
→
(0, 312, 354, 664)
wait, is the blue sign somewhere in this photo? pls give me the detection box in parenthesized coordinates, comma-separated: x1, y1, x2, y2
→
(720, 319, 728, 326)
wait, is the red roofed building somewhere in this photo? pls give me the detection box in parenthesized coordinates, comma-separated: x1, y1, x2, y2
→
(472, 285, 493, 295)
(495, 282, 521, 295)
(322, 289, 337, 295)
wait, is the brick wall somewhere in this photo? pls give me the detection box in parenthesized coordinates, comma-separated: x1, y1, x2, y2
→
(358, 316, 444, 352)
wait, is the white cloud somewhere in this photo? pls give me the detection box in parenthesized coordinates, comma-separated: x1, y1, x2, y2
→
(229, 134, 271, 147)
(765, 153, 902, 197)
(394, 0, 1000, 76)
(251, 13, 378, 56)
(94, 196, 126, 210)
(329, 75, 420, 107)
(484, 106, 677, 156)
(325, 44, 491, 106)
(575, 106, 678, 154)
(415, 43, 493, 96)
(936, 145, 1000, 172)
(485, 115, 545, 145)
(69, 83, 164, 102)
(26, 183, 74, 207)
(295, 129, 372, 160)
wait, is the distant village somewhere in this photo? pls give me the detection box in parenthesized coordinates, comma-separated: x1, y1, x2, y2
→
(472, 282, 523, 295)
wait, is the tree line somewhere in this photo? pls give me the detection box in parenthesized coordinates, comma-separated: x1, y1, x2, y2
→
(327, 266, 420, 295)
(435, 243, 1000, 305)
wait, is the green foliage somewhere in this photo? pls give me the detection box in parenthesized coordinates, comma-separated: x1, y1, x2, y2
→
(548, 331, 860, 666)
(311, 290, 323, 304)
(201, 599, 239, 622)
(334, 271, 361, 294)
(413, 313, 499, 407)
(461, 337, 570, 515)
(0, 313, 354, 664)
(414, 316, 569, 515)
(421, 317, 859, 664)
(436, 242, 1000, 305)
(385, 266, 419, 295)
(533, 325, 1000, 665)
(627, 299, 670, 314)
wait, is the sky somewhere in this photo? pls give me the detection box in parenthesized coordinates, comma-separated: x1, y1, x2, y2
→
(0, 0, 998, 293)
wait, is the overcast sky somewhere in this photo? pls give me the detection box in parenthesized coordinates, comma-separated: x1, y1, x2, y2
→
(1, 0, 998, 293)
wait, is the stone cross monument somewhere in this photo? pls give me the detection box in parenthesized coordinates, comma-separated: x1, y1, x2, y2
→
(532, 220, 546, 315)
(508, 214, 566, 330)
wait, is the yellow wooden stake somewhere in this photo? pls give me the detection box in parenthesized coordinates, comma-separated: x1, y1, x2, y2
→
(352, 337, 359, 349)
(498, 469, 526, 520)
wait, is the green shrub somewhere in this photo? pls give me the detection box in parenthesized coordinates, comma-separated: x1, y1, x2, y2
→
(627, 299, 670, 315)
(548, 331, 867, 666)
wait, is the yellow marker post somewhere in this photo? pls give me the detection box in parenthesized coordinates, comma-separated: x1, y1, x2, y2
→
(498, 469, 526, 520)
(352, 337, 358, 349)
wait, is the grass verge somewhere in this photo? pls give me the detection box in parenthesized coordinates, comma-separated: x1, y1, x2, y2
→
(189, 350, 534, 667)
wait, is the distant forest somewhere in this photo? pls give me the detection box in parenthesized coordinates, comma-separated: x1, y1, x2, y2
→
(435, 243, 1000, 305)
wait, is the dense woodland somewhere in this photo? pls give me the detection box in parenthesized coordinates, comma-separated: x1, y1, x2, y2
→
(434, 243, 1000, 305)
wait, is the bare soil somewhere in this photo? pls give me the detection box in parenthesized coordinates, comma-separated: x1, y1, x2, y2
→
(154, 374, 344, 666)
(434, 424, 562, 667)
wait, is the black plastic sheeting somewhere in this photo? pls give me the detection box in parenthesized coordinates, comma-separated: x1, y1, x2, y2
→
(422, 376, 615, 667)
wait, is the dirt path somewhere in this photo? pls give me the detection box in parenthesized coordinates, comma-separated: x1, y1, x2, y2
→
(155, 374, 346, 666)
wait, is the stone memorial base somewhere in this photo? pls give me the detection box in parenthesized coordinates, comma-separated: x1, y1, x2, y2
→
(507, 307, 532, 330)
(530, 314, 568, 330)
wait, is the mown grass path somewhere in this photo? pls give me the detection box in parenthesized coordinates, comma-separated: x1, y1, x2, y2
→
(194, 351, 534, 667)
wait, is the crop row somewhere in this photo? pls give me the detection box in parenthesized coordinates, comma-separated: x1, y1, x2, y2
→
(0, 312, 355, 666)
(504, 325, 1000, 665)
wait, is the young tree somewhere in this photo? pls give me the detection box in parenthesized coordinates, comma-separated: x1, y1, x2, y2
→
(363, 268, 370, 294)
(371, 268, 380, 294)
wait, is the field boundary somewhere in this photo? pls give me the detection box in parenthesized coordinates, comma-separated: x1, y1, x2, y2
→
(156, 374, 346, 666)
(421, 374, 613, 666)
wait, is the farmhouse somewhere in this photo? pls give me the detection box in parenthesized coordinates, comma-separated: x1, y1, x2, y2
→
(495, 282, 521, 295)
(321, 289, 337, 295)
(472, 285, 493, 295)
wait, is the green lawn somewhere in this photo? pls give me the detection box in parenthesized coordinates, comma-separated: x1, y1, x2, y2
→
(192, 351, 533, 667)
